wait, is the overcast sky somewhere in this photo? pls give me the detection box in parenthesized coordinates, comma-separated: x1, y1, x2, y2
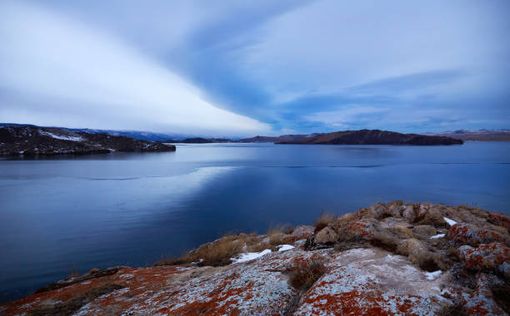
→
(1, 0, 509, 136)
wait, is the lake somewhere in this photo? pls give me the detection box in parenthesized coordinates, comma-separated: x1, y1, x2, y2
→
(1, 142, 509, 302)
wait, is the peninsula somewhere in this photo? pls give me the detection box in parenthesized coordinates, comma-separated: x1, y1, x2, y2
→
(0, 124, 175, 156)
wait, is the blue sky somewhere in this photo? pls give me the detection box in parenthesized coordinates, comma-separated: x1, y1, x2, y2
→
(1, 0, 509, 136)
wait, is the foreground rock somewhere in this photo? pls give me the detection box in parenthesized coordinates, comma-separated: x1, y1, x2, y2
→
(0, 124, 175, 156)
(2, 202, 509, 315)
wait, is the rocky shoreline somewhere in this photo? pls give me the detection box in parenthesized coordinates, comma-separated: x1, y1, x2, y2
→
(1, 201, 509, 315)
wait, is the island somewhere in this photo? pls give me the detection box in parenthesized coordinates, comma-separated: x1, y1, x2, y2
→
(267, 129, 463, 145)
(2, 201, 508, 315)
(0, 124, 175, 156)
(434, 129, 510, 142)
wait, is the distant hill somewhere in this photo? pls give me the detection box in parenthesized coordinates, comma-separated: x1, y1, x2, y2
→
(239, 135, 280, 143)
(71, 128, 186, 142)
(0, 123, 189, 142)
(170, 137, 235, 144)
(433, 129, 510, 141)
(0, 124, 175, 156)
(0, 124, 467, 150)
(243, 130, 463, 145)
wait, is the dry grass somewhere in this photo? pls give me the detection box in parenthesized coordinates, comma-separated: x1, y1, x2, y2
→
(156, 227, 302, 267)
(314, 213, 336, 233)
(396, 238, 441, 271)
(267, 225, 296, 248)
(369, 230, 399, 252)
(155, 233, 278, 267)
(287, 257, 327, 291)
(189, 233, 263, 266)
(388, 224, 414, 239)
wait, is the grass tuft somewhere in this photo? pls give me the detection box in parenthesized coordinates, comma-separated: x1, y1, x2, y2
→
(156, 233, 269, 267)
(287, 257, 327, 291)
(314, 213, 336, 233)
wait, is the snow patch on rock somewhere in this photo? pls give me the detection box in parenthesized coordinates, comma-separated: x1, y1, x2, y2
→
(444, 217, 457, 226)
(231, 249, 271, 263)
(425, 270, 442, 280)
(39, 131, 84, 142)
(277, 244, 295, 252)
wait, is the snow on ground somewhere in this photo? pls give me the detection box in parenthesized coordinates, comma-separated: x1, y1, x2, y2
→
(231, 249, 271, 263)
(277, 245, 295, 252)
(425, 270, 442, 280)
(39, 131, 84, 142)
(443, 217, 457, 226)
(430, 233, 446, 239)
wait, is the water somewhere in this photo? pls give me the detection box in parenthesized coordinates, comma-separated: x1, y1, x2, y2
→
(1, 142, 509, 302)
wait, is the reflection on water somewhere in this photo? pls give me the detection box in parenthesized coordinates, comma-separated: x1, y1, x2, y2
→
(0, 142, 509, 302)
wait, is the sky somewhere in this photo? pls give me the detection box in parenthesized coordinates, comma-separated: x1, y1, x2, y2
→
(1, 0, 509, 136)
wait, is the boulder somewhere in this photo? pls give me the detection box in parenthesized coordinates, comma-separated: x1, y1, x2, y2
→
(314, 226, 339, 245)
(402, 205, 417, 222)
(459, 242, 510, 279)
(460, 273, 508, 315)
(295, 248, 448, 315)
(291, 225, 314, 240)
(448, 224, 509, 247)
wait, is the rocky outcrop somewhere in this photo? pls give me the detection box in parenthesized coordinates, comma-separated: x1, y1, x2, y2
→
(1, 202, 509, 315)
(0, 124, 175, 156)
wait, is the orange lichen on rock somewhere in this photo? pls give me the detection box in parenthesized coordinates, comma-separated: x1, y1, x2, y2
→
(2, 202, 509, 315)
(448, 223, 509, 247)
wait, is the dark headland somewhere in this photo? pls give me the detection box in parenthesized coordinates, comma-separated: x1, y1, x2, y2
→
(0, 124, 175, 156)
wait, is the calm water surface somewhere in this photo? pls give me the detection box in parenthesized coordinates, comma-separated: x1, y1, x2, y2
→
(1, 142, 509, 301)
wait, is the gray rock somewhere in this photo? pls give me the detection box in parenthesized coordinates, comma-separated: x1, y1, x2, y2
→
(314, 226, 339, 244)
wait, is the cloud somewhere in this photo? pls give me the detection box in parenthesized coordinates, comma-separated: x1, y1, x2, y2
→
(0, 1, 270, 136)
(306, 106, 387, 129)
(243, 0, 510, 95)
(1, 0, 509, 134)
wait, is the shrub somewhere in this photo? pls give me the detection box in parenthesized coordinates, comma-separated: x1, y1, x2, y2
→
(287, 257, 327, 291)
(314, 213, 336, 233)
